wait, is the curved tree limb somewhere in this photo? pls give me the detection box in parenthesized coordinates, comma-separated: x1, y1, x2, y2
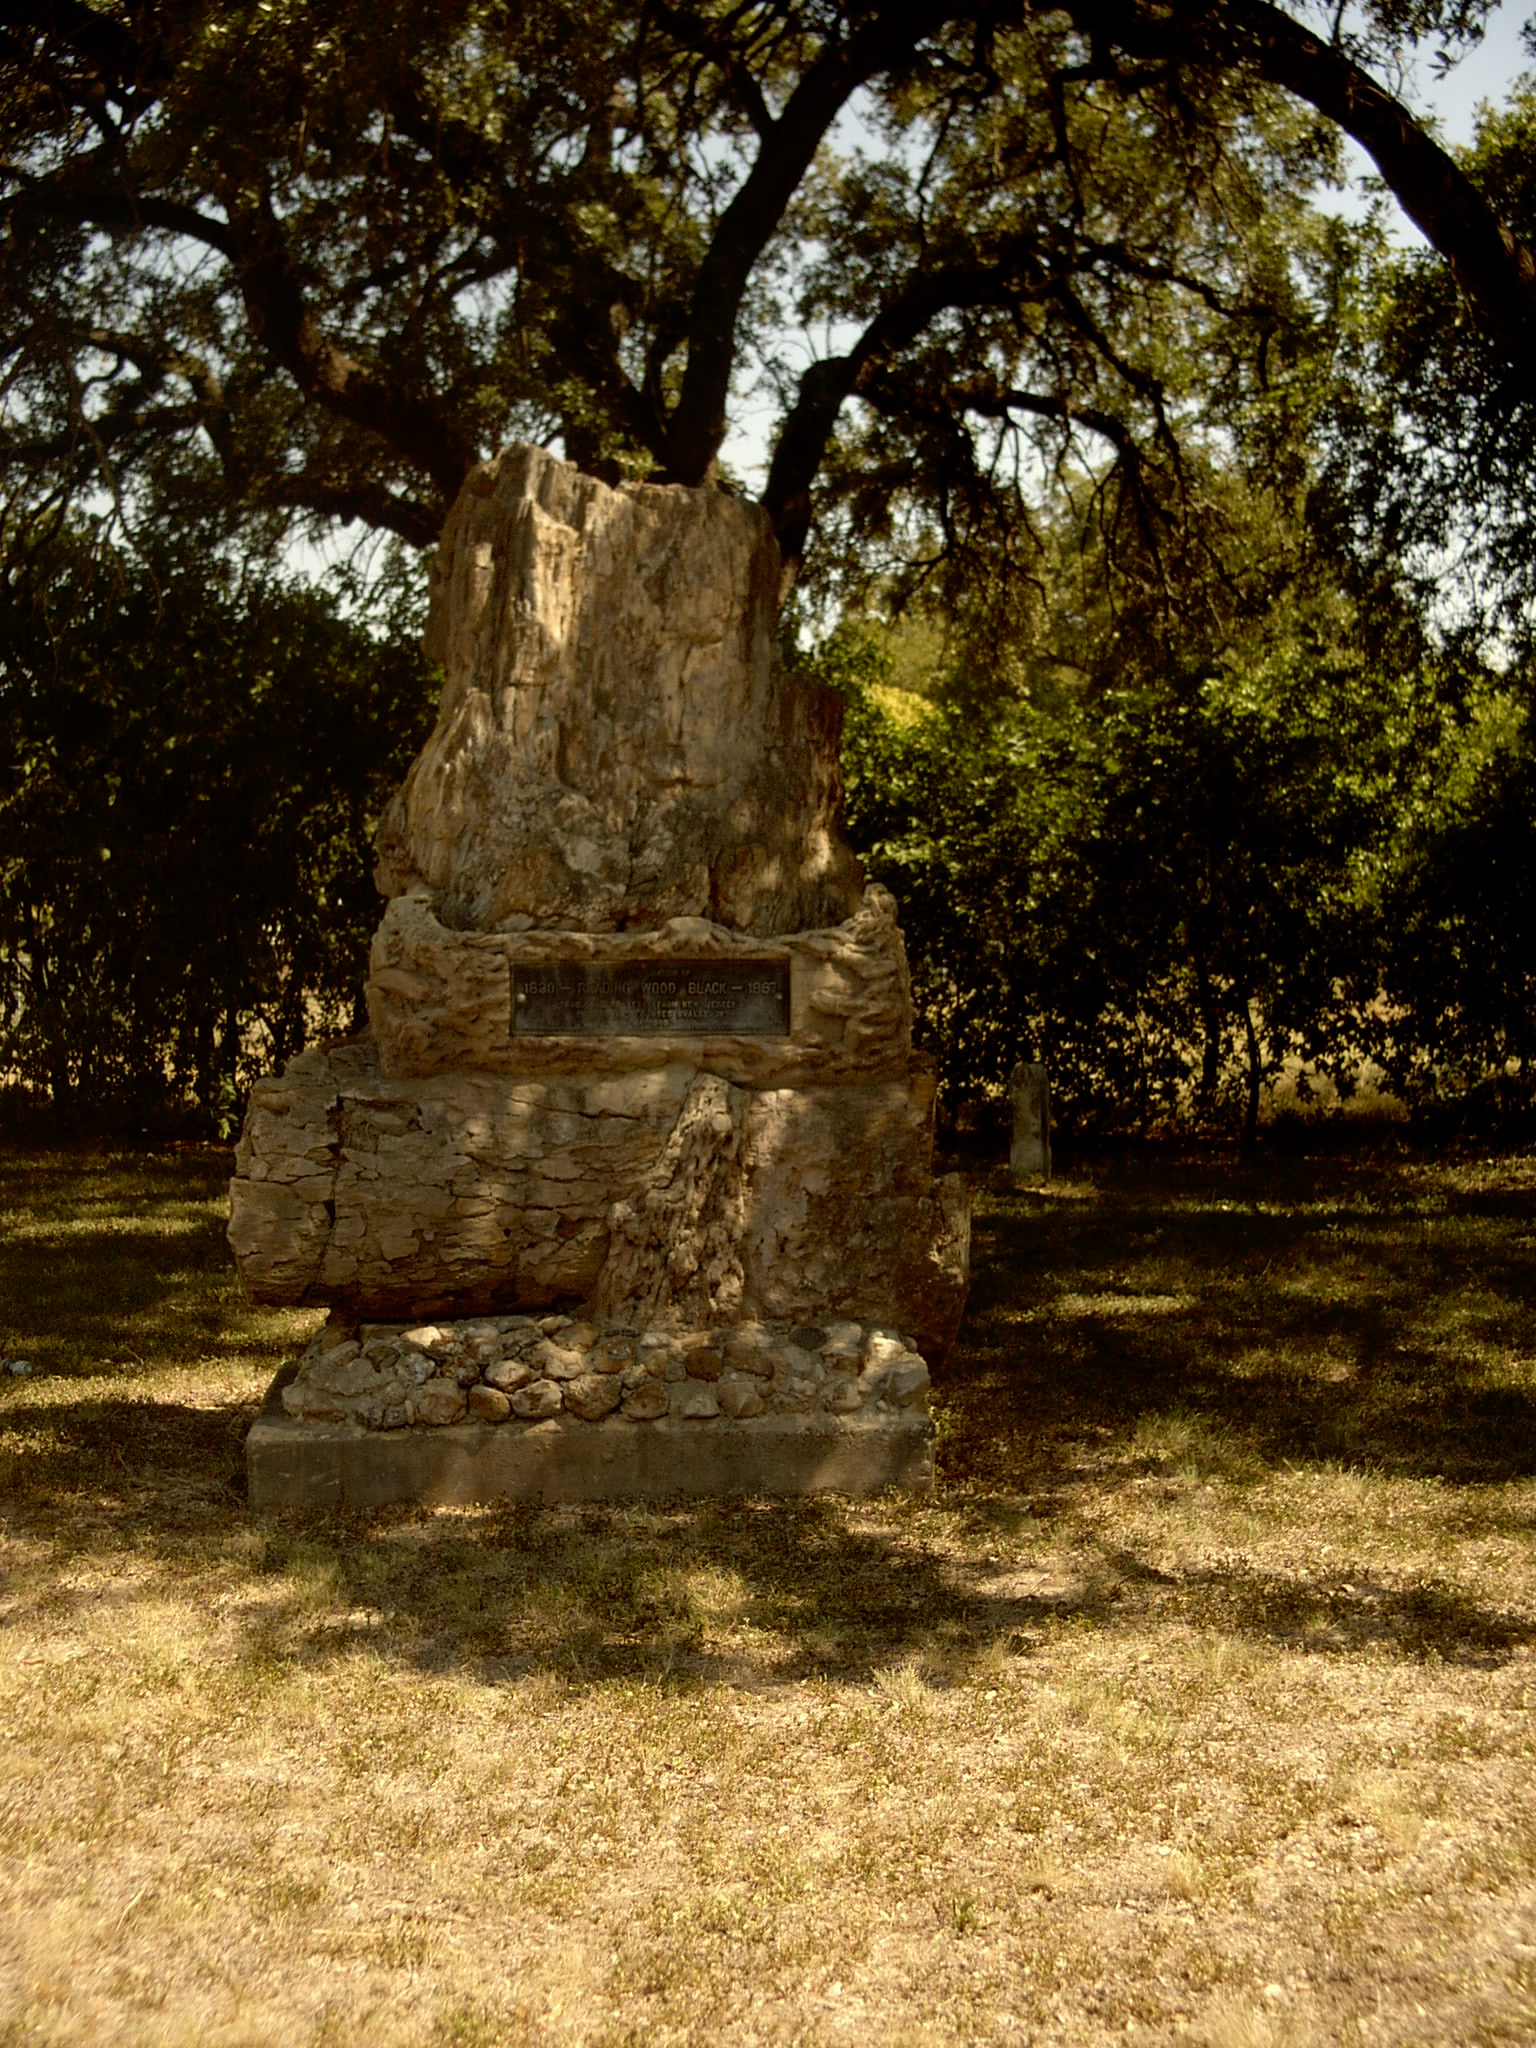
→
(665, 0, 966, 486)
(1061, 0, 1536, 371)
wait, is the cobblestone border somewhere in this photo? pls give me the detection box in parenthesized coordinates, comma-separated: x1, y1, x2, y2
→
(279, 1312, 931, 1433)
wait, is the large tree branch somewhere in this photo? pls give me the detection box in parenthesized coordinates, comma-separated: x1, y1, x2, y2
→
(645, 0, 777, 139)
(762, 242, 1056, 566)
(383, 73, 670, 468)
(5, 175, 236, 257)
(0, 0, 170, 103)
(1232, 0, 1536, 362)
(962, 382, 1168, 559)
(5, 165, 467, 520)
(263, 474, 442, 548)
(1062, 0, 1536, 369)
(224, 197, 475, 509)
(666, 0, 965, 486)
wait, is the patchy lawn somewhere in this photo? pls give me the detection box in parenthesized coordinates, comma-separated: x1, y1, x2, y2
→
(0, 1141, 1533, 2046)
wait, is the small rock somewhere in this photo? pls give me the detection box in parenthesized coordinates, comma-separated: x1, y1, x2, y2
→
(494, 1315, 537, 1334)
(314, 1335, 361, 1365)
(885, 1358, 931, 1407)
(716, 1377, 764, 1420)
(563, 1373, 624, 1421)
(511, 1379, 564, 1419)
(464, 1333, 503, 1366)
(467, 1384, 513, 1423)
(484, 1357, 534, 1394)
(592, 1334, 636, 1374)
(723, 1326, 775, 1377)
(405, 1350, 436, 1385)
(458, 1319, 500, 1345)
(819, 1320, 863, 1362)
(621, 1380, 669, 1421)
(538, 1314, 574, 1335)
(824, 1377, 863, 1413)
(777, 1343, 822, 1380)
(535, 1339, 587, 1381)
(400, 1324, 450, 1352)
(863, 1330, 908, 1369)
(619, 1361, 652, 1391)
(308, 1354, 382, 1398)
(673, 1381, 720, 1420)
(410, 1378, 467, 1426)
(561, 1321, 601, 1353)
(682, 1335, 724, 1382)
(640, 1339, 685, 1380)
(359, 1323, 406, 1345)
(790, 1324, 827, 1351)
(363, 1336, 404, 1369)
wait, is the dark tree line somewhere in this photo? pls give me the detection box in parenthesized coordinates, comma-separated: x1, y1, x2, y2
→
(0, 531, 432, 1131)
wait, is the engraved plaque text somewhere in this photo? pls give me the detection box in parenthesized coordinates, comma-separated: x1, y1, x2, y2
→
(511, 959, 791, 1036)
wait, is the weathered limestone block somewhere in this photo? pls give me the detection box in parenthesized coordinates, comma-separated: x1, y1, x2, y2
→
(373, 444, 864, 936)
(228, 1036, 967, 1356)
(366, 881, 914, 1084)
(231, 1045, 695, 1313)
(595, 1073, 749, 1327)
(737, 1082, 970, 1358)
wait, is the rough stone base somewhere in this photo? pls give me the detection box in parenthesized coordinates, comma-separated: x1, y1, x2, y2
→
(246, 1400, 933, 1509)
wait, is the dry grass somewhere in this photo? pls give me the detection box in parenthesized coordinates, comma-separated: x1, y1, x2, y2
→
(1, 1140, 1535, 2045)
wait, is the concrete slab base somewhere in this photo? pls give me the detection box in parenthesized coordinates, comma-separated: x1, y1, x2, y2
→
(246, 1382, 934, 1509)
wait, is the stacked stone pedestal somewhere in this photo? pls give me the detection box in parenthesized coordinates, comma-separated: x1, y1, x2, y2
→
(234, 445, 969, 1506)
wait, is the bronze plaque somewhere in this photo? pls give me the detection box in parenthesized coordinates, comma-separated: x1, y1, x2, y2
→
(511, 958, 790, 1036)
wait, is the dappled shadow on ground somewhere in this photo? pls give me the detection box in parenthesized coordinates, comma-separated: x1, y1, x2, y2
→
(3, 1143, 1535, 1688)
(0, 1145, 259, 1373)
(3, 1392, 1531, 1688)
(953, 1148, 1536, 1487)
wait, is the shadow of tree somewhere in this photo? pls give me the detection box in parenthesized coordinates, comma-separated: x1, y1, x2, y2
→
(950, 1149, 1536, 1486)
(4, 1143, 1534, 1691)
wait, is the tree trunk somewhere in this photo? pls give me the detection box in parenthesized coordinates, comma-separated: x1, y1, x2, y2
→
(1241, 997, 1264, 1153)
(1192, 949, 1223, 1116)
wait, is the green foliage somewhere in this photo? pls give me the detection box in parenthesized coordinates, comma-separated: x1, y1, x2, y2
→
(819, 618, 1413, 1140)
(4, 0, 1531, 621)
(1368, 670, 1536, 1118)
(1326, 85, 1536, 648)
(0, 526, 435, 1134)
(819, 623, 1045, 1111)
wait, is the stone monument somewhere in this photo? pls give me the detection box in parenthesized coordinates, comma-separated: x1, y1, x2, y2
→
(233, 445, 970, 1507)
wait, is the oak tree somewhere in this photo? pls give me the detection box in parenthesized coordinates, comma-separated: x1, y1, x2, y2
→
(2, 0, 1533, 585)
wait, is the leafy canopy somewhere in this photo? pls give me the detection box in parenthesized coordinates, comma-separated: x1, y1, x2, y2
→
(2, 0, 1533, 590)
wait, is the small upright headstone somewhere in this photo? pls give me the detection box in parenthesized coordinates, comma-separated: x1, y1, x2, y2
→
(1009, 1061, 1051, 1182)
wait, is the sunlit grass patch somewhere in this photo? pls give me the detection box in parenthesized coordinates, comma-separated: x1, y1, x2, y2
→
(1132, 1408, 1266, 1481)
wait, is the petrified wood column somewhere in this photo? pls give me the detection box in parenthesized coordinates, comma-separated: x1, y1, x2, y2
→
(232, 446, 969, 1504)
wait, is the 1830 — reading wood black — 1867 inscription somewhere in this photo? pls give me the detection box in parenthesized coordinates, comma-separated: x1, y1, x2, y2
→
(511, 959, 791, 1037)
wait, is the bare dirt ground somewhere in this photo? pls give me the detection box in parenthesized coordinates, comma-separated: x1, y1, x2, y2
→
(0, 1141, 1532, 2047)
